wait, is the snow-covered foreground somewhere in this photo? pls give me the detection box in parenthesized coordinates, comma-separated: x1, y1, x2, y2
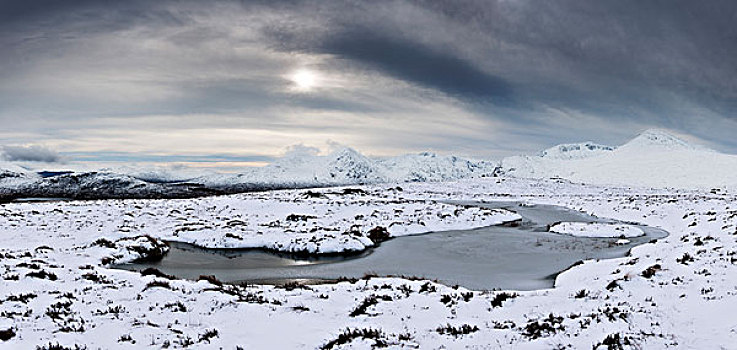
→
(0, 187, 518, 255)
(0, 177, 736, 349)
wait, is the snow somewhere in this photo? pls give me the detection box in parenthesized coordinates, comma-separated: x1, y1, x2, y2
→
(0, 161, 30, 176)
(3, 130, 737, 348)
(374, 152, 498, 182)
(0, 186, 520, 255)
(538, 142, 614, 160)
(159, 193, 519, 254)
(0, 161, 35, 181)
(0, 162, 36, 193)
(0, 177, 736, 349)
(104, 166, 215, 183)
(500, 129, 737, 189)
(549, 222, 645, 238)
(617, 129, 705, 152)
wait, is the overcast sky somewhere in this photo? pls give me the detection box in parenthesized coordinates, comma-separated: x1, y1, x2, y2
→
(2, 0, 736, 169)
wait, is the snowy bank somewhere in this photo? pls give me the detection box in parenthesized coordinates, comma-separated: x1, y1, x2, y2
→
(549, 222, 645, 238)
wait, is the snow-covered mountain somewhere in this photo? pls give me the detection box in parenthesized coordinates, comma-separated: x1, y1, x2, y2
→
(500, 129, 737, 189)
(617, 129, 704, 152)
(199, 148, 498, 191)
(197, 147, 387, 190)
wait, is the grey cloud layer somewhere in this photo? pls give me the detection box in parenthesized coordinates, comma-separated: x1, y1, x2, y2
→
(1, 0, 736, 162)
(1, 145, 62, 163)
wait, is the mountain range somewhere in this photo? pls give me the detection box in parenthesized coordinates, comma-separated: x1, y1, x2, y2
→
(1, 129, 735, 200)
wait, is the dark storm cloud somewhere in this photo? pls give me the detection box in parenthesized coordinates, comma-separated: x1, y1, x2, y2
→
(0, 0, 178, 51)
(317, 29, 515, 104)
(0, 0, 95, 22)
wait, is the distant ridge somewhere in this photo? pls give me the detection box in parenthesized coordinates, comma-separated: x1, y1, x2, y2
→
(0, 149, 499, 200)
(2, 128, 735, 199)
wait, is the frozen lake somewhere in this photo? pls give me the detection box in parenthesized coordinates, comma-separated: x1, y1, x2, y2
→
(116, 201, 668, 290)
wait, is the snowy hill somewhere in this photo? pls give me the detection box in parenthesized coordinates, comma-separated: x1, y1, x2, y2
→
(0, 162, 38, 194)
(501, 129, 737, 189)
(2, 172, 220, 200)
(0, 161, 33, 179)
(103, 166, 211, 184)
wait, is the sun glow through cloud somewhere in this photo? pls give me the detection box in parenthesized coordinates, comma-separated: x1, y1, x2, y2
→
(290, 69, 318, 91)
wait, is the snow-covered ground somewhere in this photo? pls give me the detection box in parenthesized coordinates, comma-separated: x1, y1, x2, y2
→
(549, 222, 645, 238)
(0, 177, 735, 349)
(0, 188, 518, 255)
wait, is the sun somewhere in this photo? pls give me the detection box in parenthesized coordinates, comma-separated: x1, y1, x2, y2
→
(290, 69, 318, 91)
